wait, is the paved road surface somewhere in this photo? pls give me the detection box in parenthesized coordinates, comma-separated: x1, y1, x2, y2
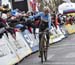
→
(18, 34, 75, 65)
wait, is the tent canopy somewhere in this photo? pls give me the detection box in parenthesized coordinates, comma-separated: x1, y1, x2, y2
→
(58, 2, 75, 14)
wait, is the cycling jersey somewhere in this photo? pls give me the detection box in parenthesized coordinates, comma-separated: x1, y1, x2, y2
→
(28, 12, 52, 30)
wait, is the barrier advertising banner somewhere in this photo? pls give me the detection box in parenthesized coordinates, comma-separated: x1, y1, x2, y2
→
(0, 34, 19, 65)
(65, 24, 75, 34)
(22, 29, 39, 52)
(4, 32, 32, 61)
(15, 32, 32, 60)
(49, 26, 65, 44)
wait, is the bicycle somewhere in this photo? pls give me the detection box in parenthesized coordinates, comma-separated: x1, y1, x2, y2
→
(38, 29, 49, 63)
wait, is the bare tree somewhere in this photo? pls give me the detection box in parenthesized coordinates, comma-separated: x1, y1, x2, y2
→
(37, 0, 75, 12)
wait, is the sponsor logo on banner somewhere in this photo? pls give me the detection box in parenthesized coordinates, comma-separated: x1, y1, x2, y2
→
(4, 32, 32, 62)
(22, 29, 39, 52)
(0, 34, 19, 65)
(15, 32, 32, 60)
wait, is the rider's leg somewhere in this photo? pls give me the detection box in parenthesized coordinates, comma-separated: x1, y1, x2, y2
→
(46, 30, 50, 47)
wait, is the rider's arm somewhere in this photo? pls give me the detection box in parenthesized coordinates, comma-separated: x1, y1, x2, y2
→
(48, 14, 52, 30)
(27, 12, 43, 20)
